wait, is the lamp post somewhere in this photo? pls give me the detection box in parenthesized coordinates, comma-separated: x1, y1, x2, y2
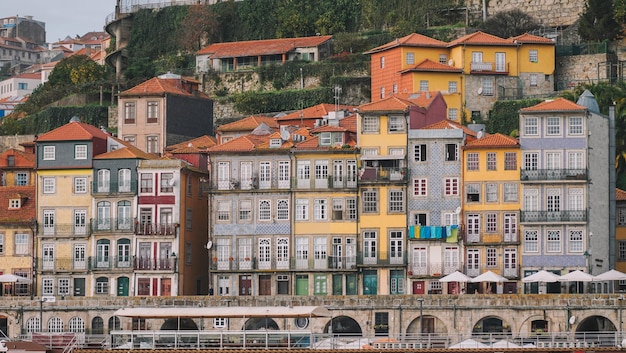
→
(417, 298, 424, 335)
(39, 296, 54, 332)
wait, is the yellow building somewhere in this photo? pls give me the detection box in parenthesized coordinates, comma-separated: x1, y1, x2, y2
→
(616, 189, 626, 278)
(462, 132, 521, 294)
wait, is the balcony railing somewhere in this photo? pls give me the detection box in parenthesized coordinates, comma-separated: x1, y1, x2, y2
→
(521, 169, 587, 182)
(214, 175, 358, 191)
(90, 218, 135, 233)
(356, 251, 406, 266)
(464, 228, 519, 243)
(89, 256, 133, 270)
(211, 256, 358, 271)
(38, 257, 89, 272)
(39, 224, 89, 238)
(408, 262, 463, 277)
(134, 257, 177, 271)
(520, 210, 586, 223)
(135, 223, 177, 236)
(91, 181, 137, 194)
(358, 167, 407, 183)
(465, 266, 519, 279)
(470, 61, 508, 74)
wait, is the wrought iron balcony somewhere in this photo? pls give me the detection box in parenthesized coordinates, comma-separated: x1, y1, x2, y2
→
(520, 169, 587, 182)
(39, 224, 89, 238)
(134, 257, 177, 271)
(91, 181, 137, 194)
(358, 167, 407, 184)
(90, 218, 135, 233)
(135, 222, 177, 236)
(356, 251, 406, 266)
(89, 256, 133, 270)
(520, 210, 586, 223)
(210, 255, 359, 271)
(408, 262, 463, 277)
(38, 257, 89, 272)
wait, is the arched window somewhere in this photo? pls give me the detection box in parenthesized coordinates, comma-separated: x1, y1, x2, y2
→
(108, 316, 121, 332)
(118, 169, 131, 192)
(91, 317, 104, 335)
(96, 240, 110, 268)
(277, 200, 289, 220)
(97, 201, 111, 230)
(96, 277, 109, 295)
(48, 317, 64, 332)
(97, 169, 110, 193)
(259, 200, 271, 220)
(117, 239, 131, 268)
(117, 201, 131, 230)
(26, 317, 40, 333)
(68, 317, 85, 333)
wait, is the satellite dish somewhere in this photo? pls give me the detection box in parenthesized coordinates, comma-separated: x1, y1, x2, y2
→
(477, 130, 485, 139)
(280, 129, 290, 141)
(168, 178, 176, 186)
(477, 87, 483, 95)
(448, 59, 454, 66)
(205, 241, 213, 249)
(569, 316, 576, 325)
(455, 206, 461, 214)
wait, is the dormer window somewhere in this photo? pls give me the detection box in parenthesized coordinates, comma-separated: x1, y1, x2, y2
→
(9, 199, 20, 209)
(320, 133, 331, 146)
(270, 139, 282, 148)
(75, 144, 87, 160)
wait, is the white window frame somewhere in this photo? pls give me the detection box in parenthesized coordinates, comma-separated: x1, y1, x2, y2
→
(43, 177, 55, 194)
(524, 230, 539, 253)
(524, 117, 538, 136)
(546, 116, 561, 136)
(74, 144, 87, 160)
(43, 146, 55, 160)
(296, 199, 309, 221)
(74, 177, 87, 194)
(413, 178, 427, 197)
(546, 230, 561, 253)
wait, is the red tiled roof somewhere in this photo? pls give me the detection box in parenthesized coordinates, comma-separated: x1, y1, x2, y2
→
(365, 33, 447, 54)
(119, 77, 208, 98)
(465, 133, 519, 148)
(36, 121, 110, 142)
(421, 120, 479, 137)
(448, 31, 513, 47)
(11, 72, 41, 80)
(520, 98, 585, 112)
(358, 92, 439, 112)
(197, 35, 332, 58)
(339, 115, 357, 132)
(0, 186, 36, 222)
(276, 104, 357, 121)
(310, 125, 348, 133)
(400, 59, 462, 73)
(0, 149, 35, 167)
(508, 33, 555, 44)
(167, 135, 217, 151)
(94, 145, 155, 160)
(617, 188, 626, 201)
(208, 134, 270, 152)
(218, 116, 278, 132)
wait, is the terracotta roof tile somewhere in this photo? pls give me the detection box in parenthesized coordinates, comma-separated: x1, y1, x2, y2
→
(400, 59, 462, 73)
(421, 120, 479, 137)
(358, 92, 440, 112)
(276, 104, 357, 121)
(207, 134, 269, 152)
(166, 135, 217, 151)
(508, 33, 555, 44)
(0, 186, 36, 222)
(520, 98, 585, 112)
(119, 77, 209, 98)
(465, 133, 519, 148)
(94, 145, 156, 160)
(448, 31, 512, 47)
(0, 148, 35, 167)
(218, 116, 278, 132)
(365, 33, 447, 54)
(617, 188, 626, 201)
(339, 115, 357, 132)
(197, 35, 332, 58)
(36, 121, 110, 142)
(310, 125, 348, 133)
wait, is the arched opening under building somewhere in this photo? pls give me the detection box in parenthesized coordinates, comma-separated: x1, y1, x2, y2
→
(406, 315, 448, 335)
(160, 318, 199, 330)
(323, 316, 362, 336)
(530, 319, 548, 333)
(243, 318, 279, 330)
(472, 316, 511, 335)
(575, 316, 616, 332)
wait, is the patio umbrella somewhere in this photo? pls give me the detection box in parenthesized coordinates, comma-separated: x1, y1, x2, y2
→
(522, 270, 560, 283)
(471, 270, 507, 283)
(0, 274, 31, 283)
(449, 339, 488, 349)
(593, 269, 626, 281)
(439, 270, 472, 283)
(557, 270, 593, 282)
(491, 340, 521, 348)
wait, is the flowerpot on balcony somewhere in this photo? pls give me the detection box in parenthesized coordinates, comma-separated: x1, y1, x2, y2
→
(212, 257, 218, 262)
(244, 257, 250, 261)
(408, 270, 413, 276)
(229, 257, 234, 261)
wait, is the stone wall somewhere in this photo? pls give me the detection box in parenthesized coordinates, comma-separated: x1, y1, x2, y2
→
(0, 135, 36, 152)
(470, 0, 584, 28)
(555, 53, 614, 90)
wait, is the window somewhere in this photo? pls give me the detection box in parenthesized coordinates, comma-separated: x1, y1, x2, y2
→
(524, 117, 538, 136)
(414, 144, 427, 162)
(465, 214, 480, 242)
(74, 145, 87, 160)
(70, 177, 87, 194)
(482, 78, 493, 96)
(259, 200, 271, 220)
(217, 200, 230, 221)
(448, 81, 457, 93)
(97, 169, 110, 193)
(569, 116, 583, 135)
(448, 108, 458, 121)
(296, 199, 309, 221)
(619, 208, 626, 225)
(42, 278, 53, 295)
(363, 231, 377, 262)
(547, 230, 561, 252)
(347, 198, 357, 220)
(0, 234, 3, 254)
(445, 144, 457, 161)
(466, 183, 480, 202)
(43, 146, 55, 160)
(186, 209, 192, 229)
(123, 135, 136, 145)
(568, 151, 584, 170)
(568, 188, 584, 211)
(16, 172, 28, 186)
(147, 136, 159, 154)
(467, 153, 479, 171)
(439, 54, 448, 64)
(314, 199, 327, 220)
(332, 199, 344, 220)
(569, 230, 583, 252)
(389, 190, 404, 212)
(49, 317, 64, 333)
(444, 212, 458, 226)
(319, 133, 331, 146)
(213, 318, 228, 329)
(413, 178, 427, 196)
(486, 213, 497, 232)
(277, 199, 289, 220)
(380, 86, 385, 99)
(362, 116, 379, 132)
(96, 277, 109, 294)
(58, 278, 70, 296)
(140, 173, 153, 193)
(445, 178, 459, 196)
(388, 116, 404, 132)
(505, 152, 517, 170)
(486, 248, 497, 267)
(419, 80, 429, 91)
(118, 169, 131, 192)
(43, 177, 55, 193)
(524, 230, 538, 253)
(529, 74, 538, 87)
(9, 199, 20, 209)
(147, 101, 158, 123)
(620, 241, 626, 260)
(406, 52, 414, 64)
(529, 49, 538, 63)
(503, 183, 518, 202)
(546, 117, 560, 135)
(124, 102, 136, 123)
(487, 152, 497, 171)
(524, 152, 538, 170)
(380, 56, 385, 68)
(362, 189, 378, 213)
(160, 173, 173, 193)
(486, 183, 498, 202)
(547, 188, 561, 212)
(239, 200, 251, 221)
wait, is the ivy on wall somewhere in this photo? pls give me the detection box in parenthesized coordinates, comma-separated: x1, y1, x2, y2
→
(233, 88, 334, 115)
(1, 106, 108, 135)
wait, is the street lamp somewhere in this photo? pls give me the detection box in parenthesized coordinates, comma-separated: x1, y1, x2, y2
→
(417, 298, 424, 335)
(39, 296, 54, 332)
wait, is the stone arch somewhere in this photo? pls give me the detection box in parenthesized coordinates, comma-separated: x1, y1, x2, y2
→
(26, 317, 40, 333)
(68, 317, 85, 333)
(472, 315, 512, 335)
(92, 316, 104, 334)
(575, 315, 616, 332)
(323, 316, 362, 335)
(406, 315, 448, 335)
(243, 318, 279, 330)
(108, 316, 121, 332)
(160, 318, 199, 330)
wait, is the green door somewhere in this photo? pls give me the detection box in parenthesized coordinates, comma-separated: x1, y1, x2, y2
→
(363, 270, 377, 295)
(295, 275, 309, 295)
(346, 274, 357, 295)
(117, 276, 129, 296)
(332, 274, 343, 295)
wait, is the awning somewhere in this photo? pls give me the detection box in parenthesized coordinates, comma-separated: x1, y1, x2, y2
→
(360, 154, 405, 160)
(113, 306, 332, 318)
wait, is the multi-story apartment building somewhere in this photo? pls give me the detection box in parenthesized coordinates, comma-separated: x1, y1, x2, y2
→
(616, 188, 626, 284)
(35, 118, 122, 298)
(117, 73, 214, 155)
(407, 120, 475, 295)
(0, 148, 36, 297)
(519, 92, 613, 293)
(366, 32, 555, 121)
(462, 132, 521, 294)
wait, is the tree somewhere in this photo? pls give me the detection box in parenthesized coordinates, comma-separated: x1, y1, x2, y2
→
(479, 9, 540, 38)
(578, 0, 620, 41)
(179, 5, 219, 52)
